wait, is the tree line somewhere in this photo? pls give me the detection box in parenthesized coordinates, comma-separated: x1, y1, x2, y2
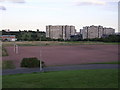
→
(1, 30, 120, 42)
(2, 30, 48, 41)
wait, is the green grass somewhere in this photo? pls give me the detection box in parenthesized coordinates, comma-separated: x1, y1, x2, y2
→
(2, 60, 16, 69)
(46, 61, 120, 67)
(3, 69, 118, 88)
(65, 41, 120, 45)
(2, 41, 119, 47)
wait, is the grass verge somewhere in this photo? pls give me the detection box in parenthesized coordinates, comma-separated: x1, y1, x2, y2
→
(46, 61, 120, 67)
(2, 41, 120, 47)
(3, 69, 118, 88)
(2, 60, 16, 69)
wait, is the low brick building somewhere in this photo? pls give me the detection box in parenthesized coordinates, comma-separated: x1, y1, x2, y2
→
(0, 35, 17, 41)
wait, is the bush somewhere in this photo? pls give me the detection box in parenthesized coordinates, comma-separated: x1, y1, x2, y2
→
(20, 57, 45, 68)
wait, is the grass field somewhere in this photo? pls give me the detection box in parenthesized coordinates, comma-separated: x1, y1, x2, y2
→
(2, 41, 120, 47)
(48, 61, 120, 67)
(3, 69, 118, 88)
(2, 41, 65, 47)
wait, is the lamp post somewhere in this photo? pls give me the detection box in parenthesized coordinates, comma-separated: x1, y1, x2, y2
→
(40, 33, 42, 71)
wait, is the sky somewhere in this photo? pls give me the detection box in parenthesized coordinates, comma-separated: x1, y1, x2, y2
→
(0, 0, 119, 32)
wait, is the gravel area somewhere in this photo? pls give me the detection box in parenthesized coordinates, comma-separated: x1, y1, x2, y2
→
(2, 45, 118, 68)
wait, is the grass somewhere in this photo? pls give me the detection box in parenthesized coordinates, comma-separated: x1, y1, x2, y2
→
(2, 41, 65, 47)
(3, 69, 118, 88)
(2, 60, 16, 69)
(46, 61, 120, 67)
(65, 41, 120, 44)
(2, 41, 119, 47)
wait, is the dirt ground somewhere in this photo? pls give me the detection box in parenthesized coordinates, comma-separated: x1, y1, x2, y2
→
(2, 45, 118, 68)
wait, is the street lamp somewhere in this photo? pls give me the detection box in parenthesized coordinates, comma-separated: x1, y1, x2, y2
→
(39, 33, 43, 71)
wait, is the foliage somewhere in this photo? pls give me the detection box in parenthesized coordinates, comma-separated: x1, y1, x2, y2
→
(102, 35, 120, 42)
(57, 38, 64, 41)
(82, 34, 120, 42)
(20, 57, 45, 68)
(2, 30, 120, 42)
(70, 34, 82, 41)
(2, 30, 46, 41)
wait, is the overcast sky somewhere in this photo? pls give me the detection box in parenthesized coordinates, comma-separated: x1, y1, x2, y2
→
(0, 0, 119, 32)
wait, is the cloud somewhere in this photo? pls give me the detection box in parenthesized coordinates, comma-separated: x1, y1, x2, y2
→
(4, 4, 62, 11)
(75, 0, 106, 6)
(0, 0, 25, 3)
(0, 6, 6, 10)
(8, 0, 25, 3)
(0, 0, 4, 2)
(0, 0, 25, 10)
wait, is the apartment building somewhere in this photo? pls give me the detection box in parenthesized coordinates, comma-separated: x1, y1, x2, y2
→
(46, 25, 76, 40)
(80, 25, 115, 39)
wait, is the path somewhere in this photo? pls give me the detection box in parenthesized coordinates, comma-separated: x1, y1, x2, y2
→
(2, 64, 119, 75)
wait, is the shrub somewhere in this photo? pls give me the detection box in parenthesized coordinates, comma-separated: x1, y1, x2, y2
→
(20, 57, 45, 68)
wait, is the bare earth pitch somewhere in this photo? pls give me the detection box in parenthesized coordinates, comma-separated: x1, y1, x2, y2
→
(3, 45, 118, 68)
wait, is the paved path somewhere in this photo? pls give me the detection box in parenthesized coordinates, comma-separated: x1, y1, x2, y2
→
(2, 64, 119, 75)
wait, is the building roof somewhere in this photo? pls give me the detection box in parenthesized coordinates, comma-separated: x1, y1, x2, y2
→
(0, 35, 15, 37)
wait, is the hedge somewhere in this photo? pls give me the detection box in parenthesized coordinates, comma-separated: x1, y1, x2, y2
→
(20, 57, 45, 68)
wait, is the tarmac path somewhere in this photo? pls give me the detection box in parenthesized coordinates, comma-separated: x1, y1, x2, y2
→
(2, 64, 119, 75)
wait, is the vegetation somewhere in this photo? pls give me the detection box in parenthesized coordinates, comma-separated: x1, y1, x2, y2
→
(81, 34, 120, 43)
(2, 30, 120, 43)
(20, 57, 45, 68)
(2, 41, 66, 47)
(3, 69, 118, 88)
(70, 34, 82, 41)
(2, 41, 120, 48)
(2, 47, 8, 56)
(2, 60, 15, 69)
(2, 30, 46, 41)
